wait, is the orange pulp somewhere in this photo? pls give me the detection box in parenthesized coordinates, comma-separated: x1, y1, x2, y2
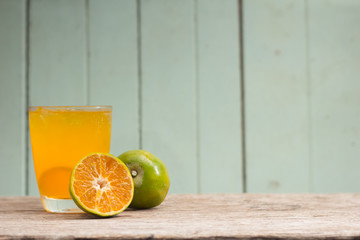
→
(70, 153, 134, 216)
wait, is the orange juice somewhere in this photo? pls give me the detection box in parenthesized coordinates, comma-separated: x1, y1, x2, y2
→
(29, 106, 112, 211)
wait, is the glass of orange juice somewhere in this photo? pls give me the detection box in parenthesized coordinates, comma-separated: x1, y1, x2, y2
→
(29, 106, 112, 213)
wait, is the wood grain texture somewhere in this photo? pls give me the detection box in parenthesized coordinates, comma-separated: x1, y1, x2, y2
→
(308, 0, 360, 192)
(28, 0, 87, 195)
(1, 194, 360, 239)
(88, 0, 139, 154)
(243, 0, 310, 192)
(197, 0, 243, 193)
(0, 0, 26, 196)
(140, 0, 197, 193)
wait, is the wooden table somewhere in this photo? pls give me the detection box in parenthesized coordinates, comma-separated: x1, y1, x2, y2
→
(1, 194, 360, 239)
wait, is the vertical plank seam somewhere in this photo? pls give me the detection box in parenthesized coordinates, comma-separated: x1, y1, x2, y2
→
(238, 0, 247, 193)
(194, 0, 200, 194)
(25, 0, 30, 196)
(304, 0, 313, 192)
(136, 0, 143, 149)
(85, 0, 90, 105)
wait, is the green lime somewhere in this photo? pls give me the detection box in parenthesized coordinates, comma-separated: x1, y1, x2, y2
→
(118, 150, 170, 209)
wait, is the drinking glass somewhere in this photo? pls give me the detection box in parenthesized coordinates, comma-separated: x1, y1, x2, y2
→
(29, 106, 112, 213)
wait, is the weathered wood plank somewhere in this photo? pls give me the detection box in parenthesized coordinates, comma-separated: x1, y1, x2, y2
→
(1, 194, 360, 239)
(88, 0, 139, 154)
(0, 0, 26, 196)
(140, 0, 197, 193)
(197, 0, 243, 193)
(243, 0, 310, 192)
(28, 0, 87, 195)
(308, 0, 360, 192)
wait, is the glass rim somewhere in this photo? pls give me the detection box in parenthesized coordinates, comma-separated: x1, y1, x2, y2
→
(28, 105, 112, 111)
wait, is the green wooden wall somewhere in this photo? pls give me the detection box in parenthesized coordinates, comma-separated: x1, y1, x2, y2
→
(1, 0, 360, 196)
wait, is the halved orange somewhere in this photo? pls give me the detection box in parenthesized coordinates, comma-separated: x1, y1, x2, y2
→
(69, 153, 134, 217)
